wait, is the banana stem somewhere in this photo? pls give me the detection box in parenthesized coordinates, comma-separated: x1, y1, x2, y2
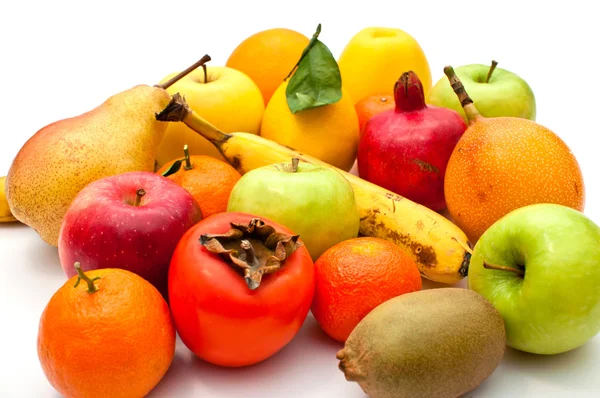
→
(155, 93, 231, 149)
(157, 54, 211, 90)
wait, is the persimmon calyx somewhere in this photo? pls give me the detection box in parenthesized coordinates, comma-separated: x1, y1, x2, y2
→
(199, 218, 303, 290)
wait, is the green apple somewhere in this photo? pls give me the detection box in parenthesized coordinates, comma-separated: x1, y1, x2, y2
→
(468, 203, 600, 355)
(427, 61, 536, 123)
(226, 158, 360, 260)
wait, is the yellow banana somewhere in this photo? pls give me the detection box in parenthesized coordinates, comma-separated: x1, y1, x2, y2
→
(157, 94, 472, 284)
(1, 176, 18, 223)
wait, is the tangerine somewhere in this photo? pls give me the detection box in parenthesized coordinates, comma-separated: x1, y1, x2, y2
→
(354, 94, 394, 137)
(37, 263, 176, 398)
(157, 146, 241, 218)
(311, 237, 422, 343)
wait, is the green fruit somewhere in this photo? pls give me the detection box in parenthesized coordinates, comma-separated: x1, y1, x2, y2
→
(226, 158, 360, 260)
(336, 288, 506, 398)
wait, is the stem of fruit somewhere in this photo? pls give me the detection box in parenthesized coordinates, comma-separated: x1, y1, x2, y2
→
(483, 262, 525, 276)
(202, 64, 208, 84)
(155, 93, 232, 154)
(289, 158, 300, 172)
(486, 60, 499, 83)
(157, 54, 211, 90)
(443, 66, 481, 123)
(73, 262, 100, 293)
(134, 189, 146, 207)
(183, 145, 193, 170)
(284, 23, 322, 81)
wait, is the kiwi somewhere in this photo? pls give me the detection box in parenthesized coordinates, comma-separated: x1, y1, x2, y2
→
(336, 288, 506, 398)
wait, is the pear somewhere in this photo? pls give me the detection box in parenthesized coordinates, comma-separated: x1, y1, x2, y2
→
(5, 55, 211, 246)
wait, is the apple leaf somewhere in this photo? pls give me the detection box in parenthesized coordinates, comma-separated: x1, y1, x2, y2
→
(285, 24, 342, 114)
(161, 160, 183, 177)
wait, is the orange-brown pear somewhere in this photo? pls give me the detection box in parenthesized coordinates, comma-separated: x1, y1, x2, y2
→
(5, 56, 210, 246)
(443, 66, 585, 244)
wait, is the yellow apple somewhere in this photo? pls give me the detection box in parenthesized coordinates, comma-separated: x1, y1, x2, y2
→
(338, 27, 432, 104)
(155, 65, 265, 167)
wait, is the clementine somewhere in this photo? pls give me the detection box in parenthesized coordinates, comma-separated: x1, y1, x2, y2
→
(312, 237, 422, 343)
(157, 146, 241, 218)
(355, 93, 395, 137)
(37, 263, 176, 398)
(226, 28, 310, 105)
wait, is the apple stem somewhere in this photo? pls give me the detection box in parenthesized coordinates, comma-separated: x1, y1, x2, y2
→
(156, 54, 211, 90)
(443, 66, 481, 123)
(183, 145, 193, 170)
(73, 262, 100, 294)
(134, 189, 146, 207)
(485, 60, 499, 83)
(202, 64, 208, 84)
(483, 262, 525, 276)
(291, 158, 300, 172)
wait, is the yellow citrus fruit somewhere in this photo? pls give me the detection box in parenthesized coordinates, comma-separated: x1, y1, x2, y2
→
(260, 81, 360, 172)
(226, 28, 310, 106)
(338, 27, 432, 104)
(155, 66, 264, 168)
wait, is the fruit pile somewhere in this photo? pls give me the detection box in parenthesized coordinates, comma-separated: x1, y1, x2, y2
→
(2, 24, 599, 398)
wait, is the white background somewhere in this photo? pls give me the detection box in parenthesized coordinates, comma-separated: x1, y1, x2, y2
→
(1, 0, 599, 397)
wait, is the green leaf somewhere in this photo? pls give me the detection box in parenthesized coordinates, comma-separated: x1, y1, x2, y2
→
(161, 159, 183, 177)
(285, 24, 342, 114)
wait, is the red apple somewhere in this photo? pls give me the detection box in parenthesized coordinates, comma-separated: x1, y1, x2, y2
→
(58, 171, 203, 298)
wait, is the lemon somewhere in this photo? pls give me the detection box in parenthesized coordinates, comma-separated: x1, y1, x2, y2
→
(260, 81, 359, 172)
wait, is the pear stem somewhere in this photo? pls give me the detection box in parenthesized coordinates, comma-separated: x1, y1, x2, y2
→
(134, 189, 146, 207)
(486, 60, 499, 83)
(444, 66, 481, 123)
(483, 262, 525, 276)
(73, 262, 100, 293)
(183, 145, 193, 170)
(157, 54, 211, 90)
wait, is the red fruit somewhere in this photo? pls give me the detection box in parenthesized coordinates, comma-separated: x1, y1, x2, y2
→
(168, 212, 315, 367)
(357, 71, 467, 211)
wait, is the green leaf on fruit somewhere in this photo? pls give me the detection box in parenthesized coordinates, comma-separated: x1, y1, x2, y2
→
(285, 24, 342, 114)
(161, 160, 183, 177)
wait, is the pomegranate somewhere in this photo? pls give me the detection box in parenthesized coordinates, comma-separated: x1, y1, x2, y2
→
(357, 71, 467, 211)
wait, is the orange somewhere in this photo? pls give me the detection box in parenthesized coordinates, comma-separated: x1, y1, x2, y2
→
(444, 116, 585, 244)
(37, 263, 176, 398)
(260, 80, 360, 171)
(355, 93, 395, 137)
(157, 148, 241, 218)
(312, 237, 422, 343)
(226, 28, 310, 106)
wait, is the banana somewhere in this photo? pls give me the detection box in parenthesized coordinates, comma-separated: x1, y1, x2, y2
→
(1, 176, 18, 223)
(156, 94, 472, 284)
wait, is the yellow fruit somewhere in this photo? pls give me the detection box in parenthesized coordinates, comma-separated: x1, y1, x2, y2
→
(260, 81, 359, 172)
(226, 28, 310, 106)
(338, 27, 432, 104)
(0, 176, 18, 223)
(155, 66, 264, 168)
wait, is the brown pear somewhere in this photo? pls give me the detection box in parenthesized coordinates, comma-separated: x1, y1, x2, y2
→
(5, 56, 210, 246)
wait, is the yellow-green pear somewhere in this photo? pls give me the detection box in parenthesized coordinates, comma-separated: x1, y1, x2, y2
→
(5, 55, 210, 246)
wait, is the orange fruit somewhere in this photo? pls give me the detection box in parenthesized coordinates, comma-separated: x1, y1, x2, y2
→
(444, 116, 585, 244)
(355, 93, 395, 137)
(225, 28, 310, 106)
(37, 263, 176, 398)
(157, 148, 241, 218)
(226, 28, 310, 106)
(312, 237, 422, 343)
